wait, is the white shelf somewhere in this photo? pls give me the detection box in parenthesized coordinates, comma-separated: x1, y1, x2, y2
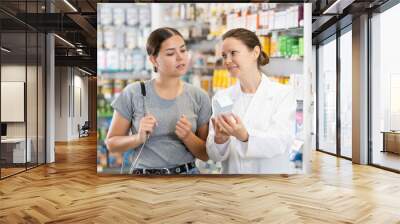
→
(261, 57, 303, 76)
(99, 71, 151, 80)
(256, 27, 303, 36)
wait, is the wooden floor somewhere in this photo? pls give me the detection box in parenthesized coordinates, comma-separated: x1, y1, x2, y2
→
(1, 163, 45, 178)
(1, 135, 400, 223)
(0, 167, 25, 178)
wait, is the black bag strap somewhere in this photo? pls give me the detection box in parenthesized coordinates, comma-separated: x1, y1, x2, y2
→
(139, 81, 147, 116)
(140, 81, 146, 97)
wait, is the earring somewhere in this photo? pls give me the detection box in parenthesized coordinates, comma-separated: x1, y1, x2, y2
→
(153, 66, 158, 72)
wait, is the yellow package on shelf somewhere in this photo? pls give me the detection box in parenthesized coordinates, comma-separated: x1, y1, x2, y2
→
(223, 72, 230, 88)
(213, 69, 236, 92)
(261, 36, 271, 57)
(270, 76, 291, 85)
(270, 32, 278, 57)
(213, 69, 221, 91)
(212, 69, 219, 91)
(200, 76, 212, 93)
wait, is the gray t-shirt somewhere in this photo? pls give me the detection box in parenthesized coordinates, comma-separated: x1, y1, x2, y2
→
(111, 79, 212, 169)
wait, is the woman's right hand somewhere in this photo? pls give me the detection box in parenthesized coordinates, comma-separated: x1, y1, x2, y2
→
(211, 117, 229, 144)
(137, 115, 158, 144)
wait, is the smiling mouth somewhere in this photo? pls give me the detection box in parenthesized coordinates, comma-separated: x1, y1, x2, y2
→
(228, 66, 239, 70)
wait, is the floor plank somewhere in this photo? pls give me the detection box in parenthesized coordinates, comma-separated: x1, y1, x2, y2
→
(0, 135, 399, 223)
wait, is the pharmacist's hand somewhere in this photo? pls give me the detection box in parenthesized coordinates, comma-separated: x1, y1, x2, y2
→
(175, 115, 193, 141)
(211, 117, 230, 144)
(137, 115, 157, 144)
(217, 113, 248, 142)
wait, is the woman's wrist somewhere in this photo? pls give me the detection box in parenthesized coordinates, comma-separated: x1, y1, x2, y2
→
(237, 130, 249, 142)
(181, 131, 194, 143)
(133, 133, 144, 145)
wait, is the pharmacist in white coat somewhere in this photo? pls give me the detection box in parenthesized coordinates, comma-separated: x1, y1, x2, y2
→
(206, 28, 296, 174)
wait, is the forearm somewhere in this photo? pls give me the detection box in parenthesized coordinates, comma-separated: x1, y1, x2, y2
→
(105, 134, 142, 153)
(182, 133, 209, 161)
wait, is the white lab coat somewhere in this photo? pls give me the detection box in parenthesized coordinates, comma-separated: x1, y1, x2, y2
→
(206, 74, 296, 174)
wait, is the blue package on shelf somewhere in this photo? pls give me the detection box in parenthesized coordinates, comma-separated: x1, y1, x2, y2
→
(108, 155, 117, 166)
(123, 150, 134, 164)
(100, 145, 108, 154)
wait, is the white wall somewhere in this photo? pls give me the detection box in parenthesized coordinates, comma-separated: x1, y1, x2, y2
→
(55, 67, 68, 141)
(1, 65, 26, 81)
(74, 74, 89, 122)
(54, 67, 89, 141)
(71, 73, 89, 138)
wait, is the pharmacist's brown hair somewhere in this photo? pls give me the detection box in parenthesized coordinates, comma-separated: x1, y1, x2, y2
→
(222, 28, 269, 68)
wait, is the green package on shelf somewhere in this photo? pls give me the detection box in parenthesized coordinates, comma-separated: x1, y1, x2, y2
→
(278, 35, 287, 57)
(299, 37, 304, 56)
(286, 37, 293, 57)
(289, 37, 298, 57)
(97, 128, 103, 141)
(98, 127, 108, 142)
(292, 45, 299, 57)
(291, 38, 299, 57)
(97, 129, 101, 140)
(98, 113, 113, 119)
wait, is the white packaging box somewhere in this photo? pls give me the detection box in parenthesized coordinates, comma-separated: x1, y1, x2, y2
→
(113, 7, 126, 26)
(106, 49, 120, 71)
(126, 7, 139, 26)
(246, 13, 258, 32)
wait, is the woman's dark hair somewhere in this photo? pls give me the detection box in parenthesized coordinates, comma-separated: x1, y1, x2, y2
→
(222, 28, 269, 68)
(146, 27, 184, 72)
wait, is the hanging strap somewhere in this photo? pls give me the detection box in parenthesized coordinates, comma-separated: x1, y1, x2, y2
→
(140, 81, 146, 97)
(140, 80, 147, 115)
(129, 80, 148, 174)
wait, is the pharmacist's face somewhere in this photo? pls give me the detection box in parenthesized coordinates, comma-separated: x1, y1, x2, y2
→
(222, 37, 258, 77)
(153, 35, 189, 77)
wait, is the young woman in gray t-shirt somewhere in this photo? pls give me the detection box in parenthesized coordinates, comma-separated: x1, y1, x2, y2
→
(105, 27, 211, 174)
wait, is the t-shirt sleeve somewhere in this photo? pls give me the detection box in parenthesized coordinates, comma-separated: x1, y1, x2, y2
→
(197, 90, 212, 128)
(111, 85, 135, 121)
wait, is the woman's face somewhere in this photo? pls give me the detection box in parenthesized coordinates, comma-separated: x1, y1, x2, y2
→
(221, 37, 259, 78)
(151, 35, 189, 77)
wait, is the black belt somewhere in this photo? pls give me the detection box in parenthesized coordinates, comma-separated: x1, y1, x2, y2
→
(131, 161, 196, 175)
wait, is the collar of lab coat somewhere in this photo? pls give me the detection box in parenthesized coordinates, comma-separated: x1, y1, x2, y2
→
(231, 73, 275, 127)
